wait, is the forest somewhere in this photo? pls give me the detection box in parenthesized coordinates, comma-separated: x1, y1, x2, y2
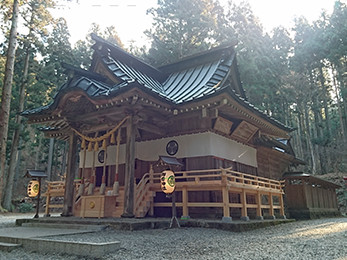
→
(0, 0, 346, 211)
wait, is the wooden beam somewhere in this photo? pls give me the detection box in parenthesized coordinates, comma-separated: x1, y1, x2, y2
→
(269, 192, 275, 217)
(122, 115, 136, 218)
(240, 188, 248, 220)
(256, 191, 263, 219)
(138, 121, 166, 136)
(182, 186, 189, 218)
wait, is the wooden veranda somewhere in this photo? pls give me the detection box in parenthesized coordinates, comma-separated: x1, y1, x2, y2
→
(44, 167, 285, 221)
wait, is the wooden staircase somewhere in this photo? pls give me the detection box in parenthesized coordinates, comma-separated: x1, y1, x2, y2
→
(134, 173, 156, 218)
(44, 173, 156, 218)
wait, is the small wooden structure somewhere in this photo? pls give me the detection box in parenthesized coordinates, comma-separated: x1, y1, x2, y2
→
(43, 181, 65, 216)
(23, 34, 308, 221)
(284, 173, 340, 219)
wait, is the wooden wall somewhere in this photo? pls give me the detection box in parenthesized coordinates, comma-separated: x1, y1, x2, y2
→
(284, 177, 340, 219)
(257, 147, 291, 180)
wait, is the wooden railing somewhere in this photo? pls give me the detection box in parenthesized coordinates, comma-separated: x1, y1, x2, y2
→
(141, 168, 285, 220)
(44, 168, 285, 220)
(42, 181, 66, 216)
(134, 172, 155, 217)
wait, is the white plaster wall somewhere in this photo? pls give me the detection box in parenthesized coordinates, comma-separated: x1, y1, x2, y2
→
(79, 132, 257, 168)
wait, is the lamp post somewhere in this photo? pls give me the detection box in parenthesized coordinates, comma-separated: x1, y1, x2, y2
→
(25, 170, 47, 218)
(156, 156, 183, 228)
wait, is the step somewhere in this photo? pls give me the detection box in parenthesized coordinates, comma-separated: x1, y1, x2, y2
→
(0, 241, 21, 252)
(21, 222, 107, 231)
(22, 238, 120, 258)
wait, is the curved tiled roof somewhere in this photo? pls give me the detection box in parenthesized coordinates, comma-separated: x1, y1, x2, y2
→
(102, 55, 164, 95)
(22, 35, 293, 133)
(163, 54, 233, 103)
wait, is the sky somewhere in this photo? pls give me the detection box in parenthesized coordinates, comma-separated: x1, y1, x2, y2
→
(52, 0, 341, 48)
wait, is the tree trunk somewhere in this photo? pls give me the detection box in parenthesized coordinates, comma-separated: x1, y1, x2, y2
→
(295, 110, 305, 160)
(34, 134, 42, 170)
(47, 138, 54, 181)
(331, 63, 347, 144)
(318, 66, 331, 172)
(3, 47, 30, 210)
(0, 0, 19, 207)
(303, 103, 316, 174)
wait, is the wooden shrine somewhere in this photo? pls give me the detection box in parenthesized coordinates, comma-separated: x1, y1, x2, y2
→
(22, 34, 324, 221)
(284, 173, 340, 219)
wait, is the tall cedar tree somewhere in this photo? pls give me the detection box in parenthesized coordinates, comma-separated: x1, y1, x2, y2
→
(145, 0, 226, 66)
(3, 0, 55, 210)
(0, 0, 19, 209)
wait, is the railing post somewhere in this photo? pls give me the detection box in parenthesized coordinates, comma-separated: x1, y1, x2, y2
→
(256, 191, 263, 220)
(149, 165, 154, 185)
(268, 192, 276, 219)
(240, 188, 249, 221)
(44, 183, 51, 217)
(279, 193, 286, 219)
(149, 165, 154, 217)
(221, 169, 232, 222)
(181, 186, 189, 220)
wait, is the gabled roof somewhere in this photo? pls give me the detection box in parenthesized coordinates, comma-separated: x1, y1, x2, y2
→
(22, 35, 293, 134)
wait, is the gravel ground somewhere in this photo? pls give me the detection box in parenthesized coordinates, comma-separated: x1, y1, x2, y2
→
(0, 214, 346, 260)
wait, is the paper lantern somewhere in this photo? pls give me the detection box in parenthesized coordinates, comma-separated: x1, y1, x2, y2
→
(161, 170, 175, 194)
(27, 180, 40, 197)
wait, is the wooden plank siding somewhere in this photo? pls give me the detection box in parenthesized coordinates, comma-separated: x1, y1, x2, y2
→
(284, 176, 340, 219)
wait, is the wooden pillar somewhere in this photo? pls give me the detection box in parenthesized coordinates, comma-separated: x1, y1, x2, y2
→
(149, 165, 154, 216)
(268, 192, 275, 219)
(44, 191, 51, 217)
(279, 193, 286, 218)
(62, 132, 78, 217)
(181, 186, 189, 219)
(240, 188, 249, 221)
(221, 170, 231, 222)
(44, 182, 51, 217)
(256, 191, 263, 220)
(122, 115, 135, 218)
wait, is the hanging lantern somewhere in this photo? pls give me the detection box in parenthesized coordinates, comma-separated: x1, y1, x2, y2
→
(161, 170, 175, 194)
(27, 180, 40, 198)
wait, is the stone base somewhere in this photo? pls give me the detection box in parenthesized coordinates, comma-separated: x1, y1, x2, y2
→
(121, 213, 135, 218)
(288, 209, 341, 219)
(264, 215, 276, 220)
(278, 215, 286, 219)
(255, 216, 264, 220)
(240, 216, 250, 221)
(222, 217, 232, 223)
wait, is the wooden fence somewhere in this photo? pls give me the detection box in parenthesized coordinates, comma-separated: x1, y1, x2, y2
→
(43, 168, 285, 220)
(147, 168, 285, 221)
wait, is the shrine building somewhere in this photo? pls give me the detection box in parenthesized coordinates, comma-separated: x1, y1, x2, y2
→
(22, 34, 338, 220)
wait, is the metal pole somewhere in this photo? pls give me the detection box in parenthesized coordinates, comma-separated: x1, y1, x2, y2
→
(34, 177, 41, 218)
(170, 190, 180, 228)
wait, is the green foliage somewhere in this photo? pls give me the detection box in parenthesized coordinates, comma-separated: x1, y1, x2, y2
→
(19, 202, 34, 213)
(144, 0, 226, 66)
